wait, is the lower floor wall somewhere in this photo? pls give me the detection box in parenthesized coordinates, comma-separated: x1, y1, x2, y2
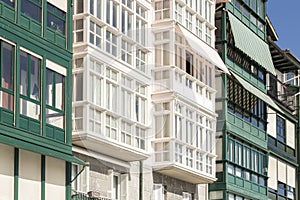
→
(0, 143, 67, 200)
(72, 151, 209, 200)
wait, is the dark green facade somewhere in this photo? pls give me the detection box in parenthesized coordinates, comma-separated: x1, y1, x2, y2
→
(210, 0, 298, 200)
(0, 0, 82, 199)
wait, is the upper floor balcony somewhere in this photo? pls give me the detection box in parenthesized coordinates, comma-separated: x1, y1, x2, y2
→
(151, 99, 217, 184)
(152, 67, 216, 112)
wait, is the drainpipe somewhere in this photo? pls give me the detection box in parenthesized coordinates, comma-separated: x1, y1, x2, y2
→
(139, 161, 143, 200)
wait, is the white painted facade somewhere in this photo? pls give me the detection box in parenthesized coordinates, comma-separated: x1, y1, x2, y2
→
(72, 0, 226, 199)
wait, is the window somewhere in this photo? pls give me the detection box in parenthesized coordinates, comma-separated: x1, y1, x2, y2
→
(45, 67, 65, 129)
(90, 0, 102, 19)
(175, 143, 183, 163)
(136, 4, 146, 18)
(106, 81, 118, 112)
(155, 43, 170, 66)
(154, 0, 170, 20)
(205, 65, 212, 87)
(106, 0, 118, 28)
(106, 30, 117, 57)
(0, 41, 14, 111)
(112, 174, 120, 200)
(106, 114, 117, 139)
(196, 18, 203, 38)
(175, 115, 183, 140)
(205, 26, 212, 45)
(121, 121, 132, 145)
(21, 0, 42, 22)
(89, 71, 101, 106)
(135, 96, 146, 124)
(154, 142, 170, 162)
(121, 40, 132, 65)
(175, 2, 183, 23)
(76, 0, 83, 14)
(186, 52, 193, 76)
(89, 107, 101, 133)
(121, 7, 133, 37)
(136, 18, 146, 46)
(206, 156, 213, 174)
(205, 0, 212, 23)
(135, 126, 145, 150)
(185, 10, 193, 31)
(89, 21, 101, 47)
(47, 3, 66, 35)
(195, 0, 202, 15)
(121, 88, 132, 118)
(73, 73, 83, 101)
(136, 49, 146, 72)
(227, 137, 267, 186)
(186, 147, 193, 167)
(20, 50, 41, 120)
(195, 151, 203, 171)
(74, 19, 84, 43)
(155, 114, 170, 138)
(276, 116, 285, 143)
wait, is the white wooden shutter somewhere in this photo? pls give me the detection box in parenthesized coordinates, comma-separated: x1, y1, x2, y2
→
(268, 156, 278, 190)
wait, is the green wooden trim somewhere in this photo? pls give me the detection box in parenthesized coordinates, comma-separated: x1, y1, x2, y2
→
(14, 148, 19, 200)
(15, 44, 20, 127)
(65, 60, 72, 145)
(41, 155, 45, 200)
(66, 161, 71, 200)
(67, 0, 73, 51)
(42, 57, 46, 137)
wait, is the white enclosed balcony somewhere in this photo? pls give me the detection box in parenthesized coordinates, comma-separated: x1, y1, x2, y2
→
(151, 100, 217, 183)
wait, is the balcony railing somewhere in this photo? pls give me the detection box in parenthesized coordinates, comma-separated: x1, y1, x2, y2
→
(72, 192, 112, 200)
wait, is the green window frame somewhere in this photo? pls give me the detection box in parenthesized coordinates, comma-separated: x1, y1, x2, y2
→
(276, 115, 285, 143)
(21, 0, 42, 22)
(0, 41, 14, 111)
(47, 2, 66, 35)
(45, 68, 65, 129)
(19, 50, 41, 120)
(227, 137, 267, 186)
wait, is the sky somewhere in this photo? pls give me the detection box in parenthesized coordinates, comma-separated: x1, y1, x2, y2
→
(267, 1, 300, 59)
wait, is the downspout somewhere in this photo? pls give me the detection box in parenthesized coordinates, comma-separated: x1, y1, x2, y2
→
(139, 161, 143, 200)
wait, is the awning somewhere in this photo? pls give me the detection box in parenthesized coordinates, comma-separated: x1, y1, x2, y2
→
(228, 12, 276, 75)
(231, 72, 282, 112)
(178, 25, 230, 74)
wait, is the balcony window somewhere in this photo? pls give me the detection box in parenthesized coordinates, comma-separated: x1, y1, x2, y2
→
(20, 50, 41, 120)
(196, 18, 203, 38)
(155, 142, 170, 162)
(106, 30, 118, 57)
(47, 3, 66, 35)
(276, 116, 285, 143)
(21, 0, 41, 22)
(135, 127, 145, 150)
(135, 96, 146, 124)
(154, 0, 170, 20)
(45, 68, 65, 129)
(175, 2, 182, 23)
(74, 19, 84, 43)
(90, 0, 102, 19)
(76, 0, 83, 14)
(106, 0, 118, 28)
(0, 41, 14, 111)
(185, 10, 192, 31)
(89, 107, 101, 133)
(89, 21, 101, 47)
(121, 39, 132, 65)
(105, 114, 117, 139)
(121, 7, 133, 37)
(136, 49, 146, 72)
(136, 18, 146, 46)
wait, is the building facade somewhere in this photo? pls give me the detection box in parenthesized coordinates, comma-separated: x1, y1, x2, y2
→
(71, 0, 228, 199)
(0, 0, 84, 199)
(209, 0, 299, 200)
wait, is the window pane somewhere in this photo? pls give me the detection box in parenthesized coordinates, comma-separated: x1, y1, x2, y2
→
(2, 42, 13, 90)
(20, 52, 28, 96)
(20, 98, 40, 120)
(46, 69, 53, 106)
(55, 73, 64, 110)
(30, 56, 40, 100)
(1, 91, 14, 111)
(21, 0, 41, 22)
(46, 108, 64, 129)
(47, 3, 65, 35)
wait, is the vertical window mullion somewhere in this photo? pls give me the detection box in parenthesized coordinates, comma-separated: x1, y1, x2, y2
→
(0, 41, 2, 88)
(52, 72, 56, 108)
(27, 56, 31, 98)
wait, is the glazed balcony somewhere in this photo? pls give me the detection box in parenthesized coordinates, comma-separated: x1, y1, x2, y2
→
(72, 104, 149, 162)
(152, 67, 216, 112)
(152, 139, 216, 184)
